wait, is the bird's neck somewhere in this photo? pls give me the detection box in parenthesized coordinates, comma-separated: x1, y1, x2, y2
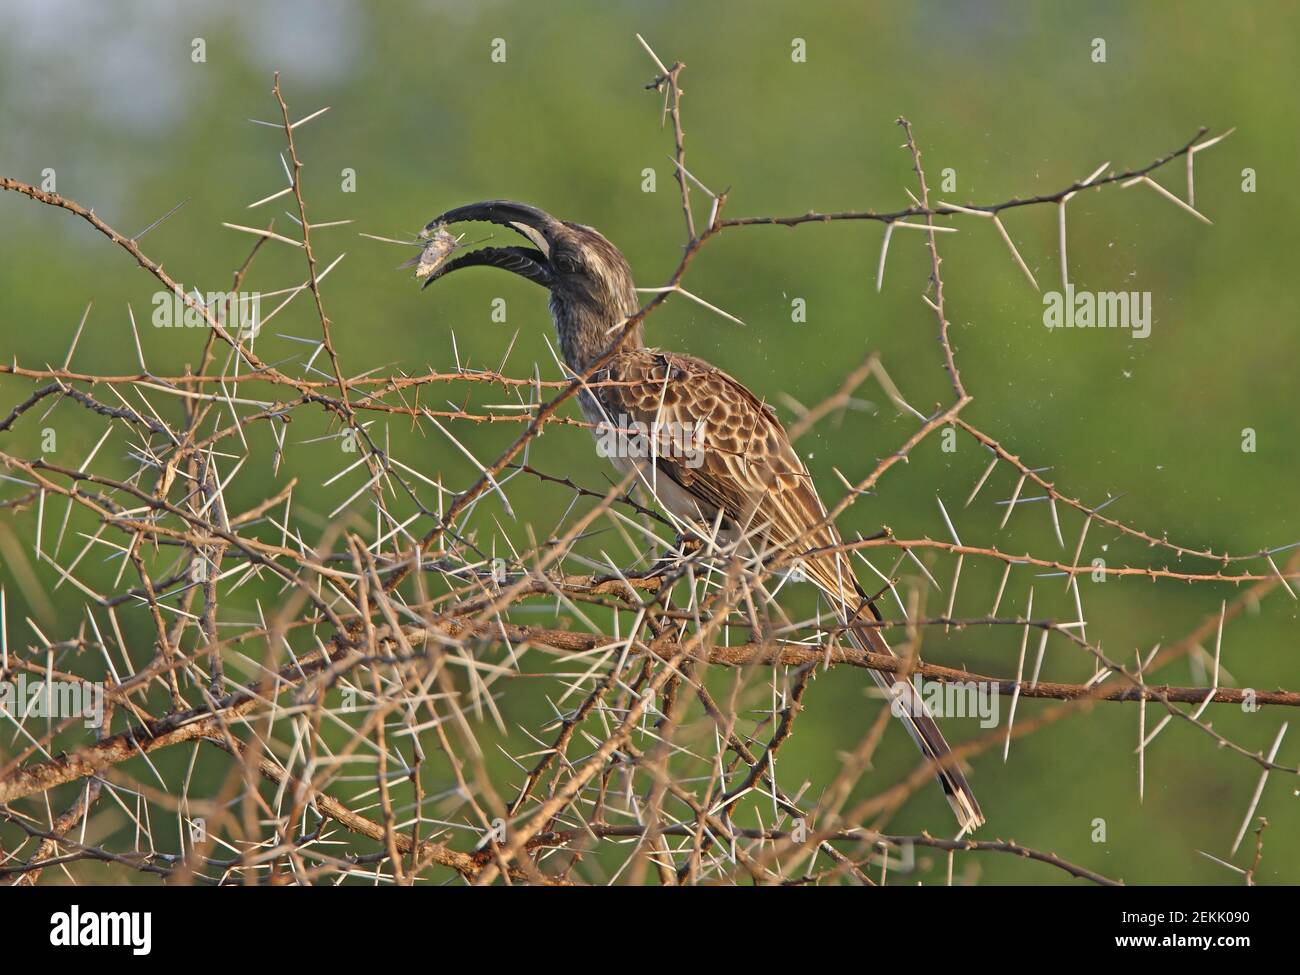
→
(550, 288, 643, 374)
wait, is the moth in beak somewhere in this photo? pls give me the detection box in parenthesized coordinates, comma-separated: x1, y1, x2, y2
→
(400, 225, 462, 280)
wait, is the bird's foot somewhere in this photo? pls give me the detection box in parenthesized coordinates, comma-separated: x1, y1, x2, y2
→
(648, 531, 706, 577)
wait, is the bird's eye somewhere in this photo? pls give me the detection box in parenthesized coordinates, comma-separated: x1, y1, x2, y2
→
(554, 251, 582, 274)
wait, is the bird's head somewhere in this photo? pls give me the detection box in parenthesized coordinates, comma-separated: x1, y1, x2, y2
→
(415, 201, 641, 359)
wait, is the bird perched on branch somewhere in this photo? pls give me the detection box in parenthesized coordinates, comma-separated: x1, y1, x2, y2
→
(415, 200, 983, 834)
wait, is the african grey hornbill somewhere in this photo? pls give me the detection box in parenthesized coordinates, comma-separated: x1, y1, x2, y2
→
(414, 200, 984, 833)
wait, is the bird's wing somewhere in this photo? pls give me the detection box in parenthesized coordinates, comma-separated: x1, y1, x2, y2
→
(591, 349, 853, 603)
(591, 349, 984, 832)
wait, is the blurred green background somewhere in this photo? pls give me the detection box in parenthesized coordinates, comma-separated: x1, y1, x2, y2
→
(1, 0, 1297, 883)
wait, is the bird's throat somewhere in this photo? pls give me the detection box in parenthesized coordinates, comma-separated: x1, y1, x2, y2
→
(549, 291, 643, 374)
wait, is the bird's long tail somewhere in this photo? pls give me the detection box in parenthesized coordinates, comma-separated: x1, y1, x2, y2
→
(841, 582, 984, 834)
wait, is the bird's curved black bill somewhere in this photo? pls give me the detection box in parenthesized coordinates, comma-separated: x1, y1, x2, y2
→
(417, 200, 559, 289)
(423, 200, 556, 238)
(420, 245, 553, 289)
